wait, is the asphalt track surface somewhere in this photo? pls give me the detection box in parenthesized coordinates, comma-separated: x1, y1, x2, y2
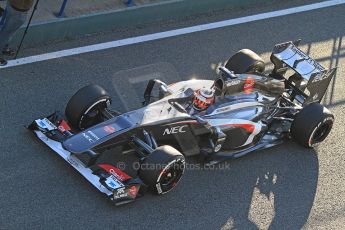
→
(0, 2, 345, 230)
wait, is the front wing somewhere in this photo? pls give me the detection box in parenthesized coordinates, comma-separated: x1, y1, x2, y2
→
(29, 116, 142, 205)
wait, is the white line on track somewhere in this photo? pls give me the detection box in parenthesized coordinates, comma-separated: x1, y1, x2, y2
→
(1, 0, 345, 69)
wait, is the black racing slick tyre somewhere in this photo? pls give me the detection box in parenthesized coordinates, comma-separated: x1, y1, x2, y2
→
(65, 84, 111, 130)
(291, 103, 334, 148)
(225, 49, 265, 74)
(139, 145, 185, 195)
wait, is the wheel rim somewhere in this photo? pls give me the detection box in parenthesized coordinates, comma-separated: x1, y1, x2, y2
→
(309, 120, 333, 146)
(79, 99, 108, 129)
(80, 109, 100, 129)
(158, 159, 185, 193)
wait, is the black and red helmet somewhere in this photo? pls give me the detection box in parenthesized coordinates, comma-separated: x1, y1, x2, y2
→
(193, 89, 215, 111)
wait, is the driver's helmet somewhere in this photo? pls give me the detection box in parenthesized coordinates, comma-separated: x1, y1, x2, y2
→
(193, 88, 215, 111)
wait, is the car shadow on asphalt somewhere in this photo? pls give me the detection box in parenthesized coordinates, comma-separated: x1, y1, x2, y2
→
(96, 141, 318, 230)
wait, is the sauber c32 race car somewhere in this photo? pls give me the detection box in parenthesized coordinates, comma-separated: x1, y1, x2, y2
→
(28, 41, 336, 205)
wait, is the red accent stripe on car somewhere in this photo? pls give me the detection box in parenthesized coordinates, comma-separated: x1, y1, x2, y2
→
(98, 164, 132, 182)
(223, 123, 255, 133)
(128, 185, 138, 198)
(243, 77, 255, 94)
(58, 120, 71, 132)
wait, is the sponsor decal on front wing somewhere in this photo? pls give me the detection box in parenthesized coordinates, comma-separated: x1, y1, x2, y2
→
(105, 177, 123, 190)
(113, 185, 139, 200)
(35, 118, 57, 131)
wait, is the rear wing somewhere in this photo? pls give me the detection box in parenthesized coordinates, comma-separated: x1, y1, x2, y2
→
(270, 40, 336, 105)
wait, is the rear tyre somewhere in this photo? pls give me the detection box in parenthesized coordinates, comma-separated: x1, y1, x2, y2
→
(139, 145, 185, 195)
(291, 103, 334, 148)
(65, 84, 111, 130)
(225, 49, 265, 74)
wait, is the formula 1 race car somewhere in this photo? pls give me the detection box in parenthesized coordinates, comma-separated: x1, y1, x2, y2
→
(28, 40, 336, 205)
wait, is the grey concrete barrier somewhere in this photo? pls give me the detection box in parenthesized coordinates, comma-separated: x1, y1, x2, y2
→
(12, 0, 275, 47)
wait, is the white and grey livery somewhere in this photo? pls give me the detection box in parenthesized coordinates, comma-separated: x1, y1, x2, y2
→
(28, 41, 336, 205)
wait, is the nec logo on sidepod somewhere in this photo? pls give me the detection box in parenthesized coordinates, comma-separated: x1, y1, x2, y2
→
(163, 125, 187, 135)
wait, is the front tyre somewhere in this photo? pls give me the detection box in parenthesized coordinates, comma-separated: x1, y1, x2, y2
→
(65, 85, 111, 130)
(291, 103, 334, 148)
(139, 146, 185, 195)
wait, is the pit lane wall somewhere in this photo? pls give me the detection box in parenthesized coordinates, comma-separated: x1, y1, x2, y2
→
(13, 0, 276, 46)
